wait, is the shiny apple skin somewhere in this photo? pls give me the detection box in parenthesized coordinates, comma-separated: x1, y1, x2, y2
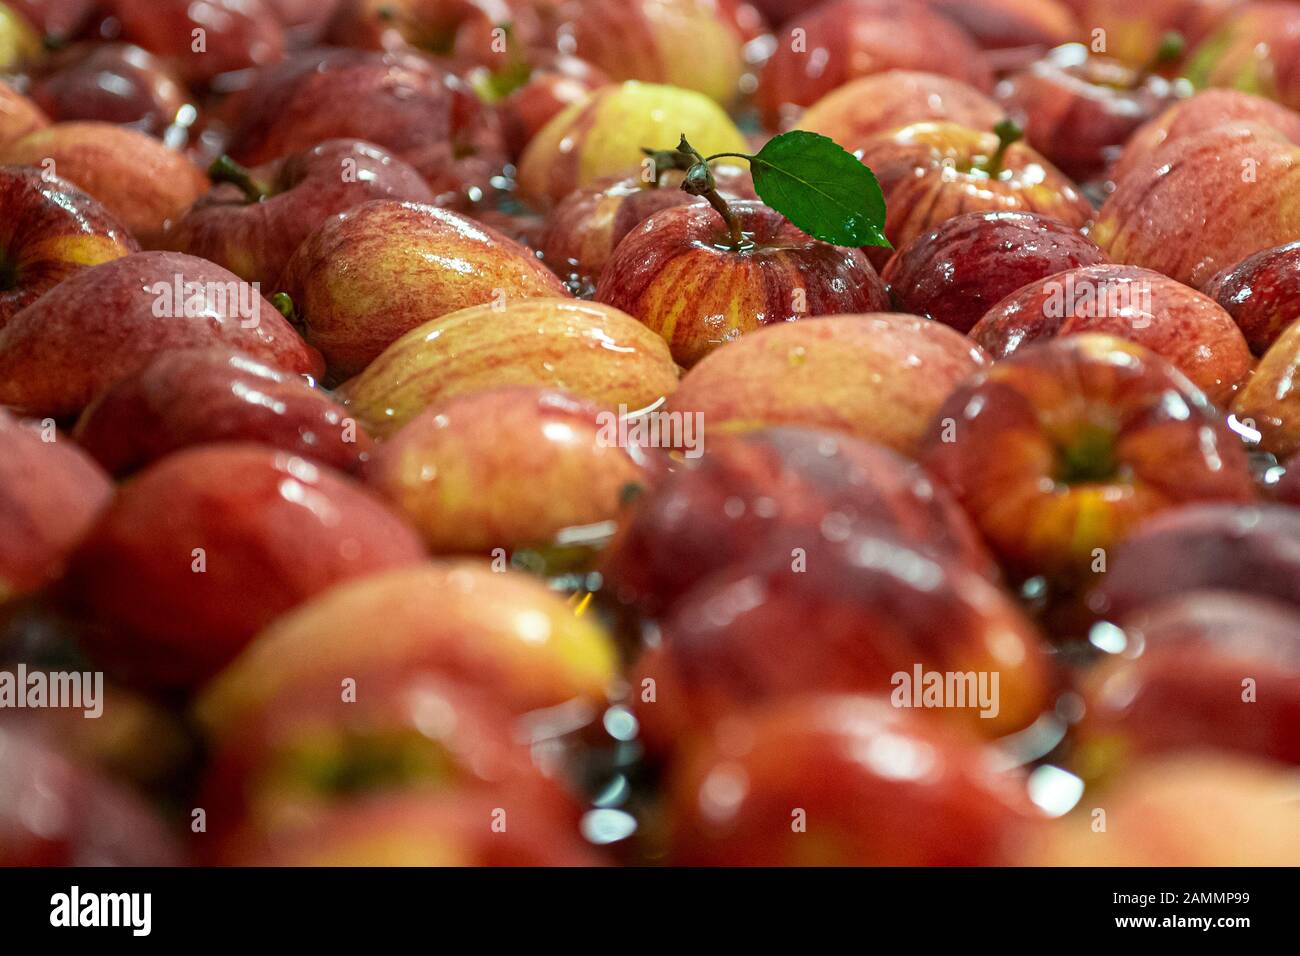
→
(1202, 240, 1300, 354)
(0, 250, 323, 418)
(666, 695, 1041, 866)
(339, 298, 679, 439)
(0, 165, 139, 328)
(28, 43, 190, 138)
(799, 71, 1007, 155)
(883, 211, 1107, 334)
(595, 201, 890, 367)
(64, 444, 426, 692)
(165, 139, 435, 289)
(919, 335, 1257, 582)
(109, 0, 286, 86)
(365, 386, 662, 554)
(1184, 1, 1300, 111)
(73, 348, 372, 476)
(857, 121, 1094, 257)
(497, 53, 609, 160)
(600, 426, 998, 617)
(1232, 317, 1300, 458)
(667, 313, 989, 456)
(1094, 124, 1300, 288)
(0, 409, 112, 603)
(755, 0, 993, 131)
(0, 80, 48, 148)
(970, 264, 1252, 405)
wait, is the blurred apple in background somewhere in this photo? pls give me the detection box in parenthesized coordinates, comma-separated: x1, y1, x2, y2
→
(924, 0, 1079, 68)
(0, 0, 43, 73)
(0, 81, 48, 148)
(1234, 308, 1300, 458)
(263, 0, 342, 47)
(492, 52, 609, 160)
(1202, 240, 1300, 353)
(328, 0, 545, 66)
(1063, 0, 1241, 69)
(6, 0, 97, 43)
(1184, 1, 1300, 110)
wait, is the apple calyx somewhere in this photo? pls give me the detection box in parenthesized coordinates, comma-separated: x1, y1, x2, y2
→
(209, 155, 272, 204)
(978, 120, 1024, 178)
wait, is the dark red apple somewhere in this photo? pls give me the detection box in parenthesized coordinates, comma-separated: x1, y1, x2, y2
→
(107, 0, 285, 87)
(494, 53, 609, 160)
(1201, 240, 1300, 354)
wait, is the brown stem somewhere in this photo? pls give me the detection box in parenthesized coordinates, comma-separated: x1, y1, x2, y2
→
(676, 135, 746, 250)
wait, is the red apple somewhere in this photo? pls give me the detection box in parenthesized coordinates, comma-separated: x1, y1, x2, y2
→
(494, 52, 609, 160)
(0, 409, 112, 603)
(107, 0, 285, 87)
(594, 200, 890, 367)
(1068, 0, 1240, 70)
(1202, 240, 1300, 353)
(277, 199, 569, 381)
(0, 250, 323, 418)
(919, 335, 1257, 582)
(969, 263, 1253, 405)
(164, 139, 435, 288)
(883, 211, 1107, 334)
(0, 79, 48, 148)
(1232, 316, 1300, 457)
(64, 443, 426, 691)
(328, 0, 546, 66)
(264, 0, 342, 46)
(666, 695, 1041, 865)
(755, 0, 993, 131)
(0, 165, 138, 328)
(924, 0, 1079, 57)
(5, 0, 97, 41)
(73, 348, 373, 476)
(856, 120, 1094, 257)
(1184, 1, 1300, 110)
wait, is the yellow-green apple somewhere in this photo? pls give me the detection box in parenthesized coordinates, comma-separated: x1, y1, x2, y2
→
(666, 695, 1042, 866)
(0, 409, 112, 604)
(919, 335, 1257, 583)
(195, 561, 619, 734)
(0, 250, 323, 418)
(1184, 1, 1300, 109)
(666, 313, 989, 456)
(0, 165, 138, 327)
(558, 0, 747, 105)
(600, 426, 999, 619)
(164, 140, 434, 289)
(1202, 240, 1300, 353)
(755, 0, 992, 131)
(222, 49, 506, 207)
(856, 120, 1094, 256)
(516, 80, 749, 206)
(969, 263, 1253, 405)
(799, 71, 1007, 156)
(276, 199, 569, 381)
(0, 122, 209, 246)
(108, 0, 285, 87)
(64, 444, 426, 692)
(73, 348, 372, 476)
(594, 201, 890, 367)
(1232, 317, 1300, 456)
(0, 0, 41, 72)
(1093, 123, 1300, 288)
(0, 80, 47, 148)
(366, 386, 662, 554)
(493, 52, 609, 159)
(339, 298, 678, 438)
(1110, 88, 1300, 184)
(883, 210, 1107, 334)
(1066, 0, 1239, 70)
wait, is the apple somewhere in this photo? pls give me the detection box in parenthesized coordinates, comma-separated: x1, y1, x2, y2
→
(64, 443, 426, 692)
(5, 0, 97, 42)
(328, 0, 546, 65)
(0, 165, 139, 328)
(1093, 123, 1300, 288)
(494, 52, 609, 160)
(1232, 311, 1300, 458)
(1072, 592, 1300, 780)
(995, 42, 1191, 182)
(0, 409, 112, 604)
(516, 80, 750, 207)
(924, 0, 1079, 57)
(0, 727, 182, 866)
(108, 0, 286, 87)
(0, 121, 209, 246)
(882, 211, 1107, 334)
(1184, 1, 1300, 110)
(0, 250, 323, 418)
(1066, 0, 1240, 70)
(600, 426, 999, 619)
(27, 43, 192, 139)
(855, 120, 1094, 257)
(163, 140, 435, 289)
(1089, 503, 1300, 619)
(223, 48, 507, 208)
(969, 263, 1253, 405)
(666, 313, 989, 457)
(594, 200, 891, 367)
(73, 348, 373, 476)
(755, 0, 992, 131)
(918, 335, 1257, 582)
(1276, 450, 1300, 503)
(338, 298, 679, 439)
(0, 0, 41, 72)
(195, 561, 620, 735)
(1110, 88, 1300, 184)
(799, 71, 1007, 156)
(665, 695, 1041, 865)
(276, 199, 569, 381)
(0, 80, 47, 148)
(1202, 240, 1300, 353)
(264, 0, 342, 47)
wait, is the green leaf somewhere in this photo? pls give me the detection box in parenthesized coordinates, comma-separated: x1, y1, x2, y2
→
(748, 130, 890, 248)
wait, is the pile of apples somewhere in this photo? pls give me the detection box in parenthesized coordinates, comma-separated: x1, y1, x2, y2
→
(2, 0, 1300, 867)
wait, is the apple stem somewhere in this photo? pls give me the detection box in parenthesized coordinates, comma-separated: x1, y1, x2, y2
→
(979, 120, 1023, 178)
(208, 155, 270, 203)
(1138, 31, 1185, 81)
(270, 292, 299, 328)
(640, 147, 694, 187)
(676, 135, 747, 250)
